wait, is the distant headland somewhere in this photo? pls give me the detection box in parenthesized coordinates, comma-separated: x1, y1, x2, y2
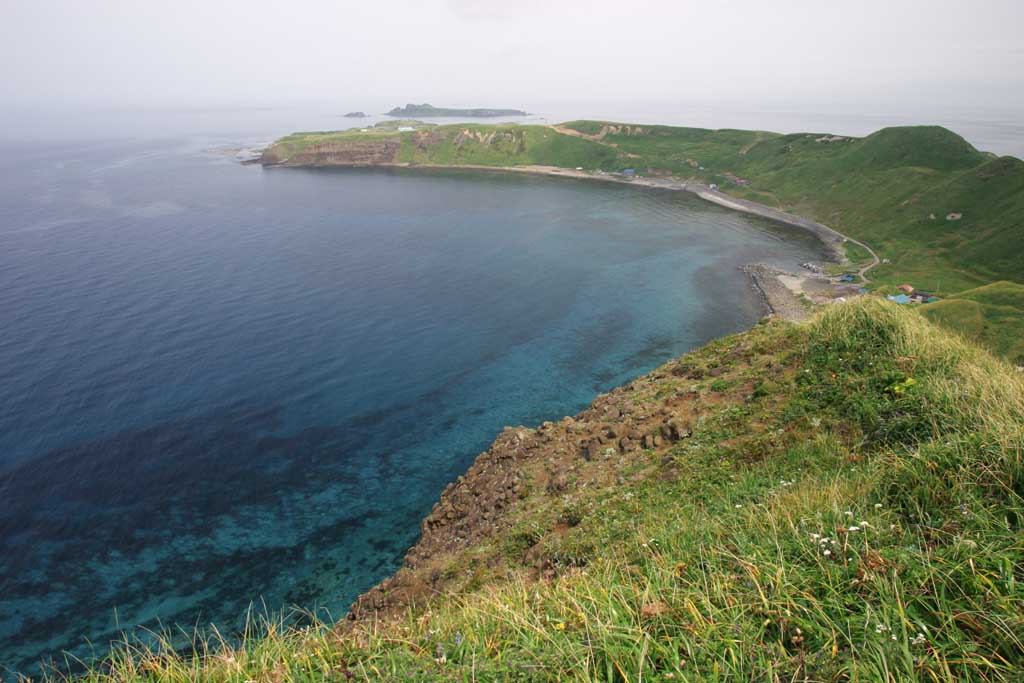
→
(387, 103, 527, 117)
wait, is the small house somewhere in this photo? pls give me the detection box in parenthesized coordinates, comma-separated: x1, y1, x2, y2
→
(897, 284, 915, 294)
(839, 274, 856, 283)
(887, 294, 912, 304)
(622, 168, 636, 177)
(709, 183, 718, 190)
(946, 212, 962, 221)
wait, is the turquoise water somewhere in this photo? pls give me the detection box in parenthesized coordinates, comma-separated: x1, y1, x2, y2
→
(0, 138, 825, 673)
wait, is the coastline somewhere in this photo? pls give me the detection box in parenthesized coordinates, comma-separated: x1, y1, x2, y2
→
(264, 160, 852, 264)
(263, 159, 868, 321)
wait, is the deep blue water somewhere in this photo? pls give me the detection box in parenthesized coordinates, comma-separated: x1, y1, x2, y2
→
(0, 137, 825, 673)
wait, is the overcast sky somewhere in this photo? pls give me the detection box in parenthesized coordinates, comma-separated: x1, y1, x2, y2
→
(2, 0, 1023, 115)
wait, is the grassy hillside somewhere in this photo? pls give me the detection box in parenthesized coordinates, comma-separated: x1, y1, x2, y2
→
(561, 122, 1021, 292)
(394, 125, 621, 169)
(262, 124, 621, 170)
(922, 281, 1024, 364)
(55, 299, 1024, 682)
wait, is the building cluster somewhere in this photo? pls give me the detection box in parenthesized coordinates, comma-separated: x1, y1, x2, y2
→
(887, 283, 941, 305)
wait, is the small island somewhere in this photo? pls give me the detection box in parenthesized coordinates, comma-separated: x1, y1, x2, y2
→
(343, 111, 368, 118)
(387, 103, 527, 117)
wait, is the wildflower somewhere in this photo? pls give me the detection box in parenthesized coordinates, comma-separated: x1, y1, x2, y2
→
(859, 521, 870, 527)
(874, 624, 889, 633)
(555, 622, 566, 631)
(911, 632, 927, 646)
(844, 511, 853, 517)
(849, 526, 860, 532)
(735, 504, 743, 508)
(874, 503, 883, 509)
(823, 549, 832, 556)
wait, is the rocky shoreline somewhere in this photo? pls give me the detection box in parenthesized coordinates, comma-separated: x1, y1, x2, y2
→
(347, 341, 724, 625)
(740, 264, 812, 322)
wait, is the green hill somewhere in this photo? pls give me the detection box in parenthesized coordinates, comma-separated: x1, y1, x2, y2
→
(61, 299, 1024, 682)
(840, 126, 986, 171)
(922, 281, 1024, 363)
(261, 124, 620, 170)
(565, 122, 1021, 291)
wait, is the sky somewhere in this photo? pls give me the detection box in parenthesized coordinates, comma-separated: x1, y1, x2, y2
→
(1, 0, 1023, 127)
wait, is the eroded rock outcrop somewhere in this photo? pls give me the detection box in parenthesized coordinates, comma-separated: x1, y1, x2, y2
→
(346, 354, 720, 623)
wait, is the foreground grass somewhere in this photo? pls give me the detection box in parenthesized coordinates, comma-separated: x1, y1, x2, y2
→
(39, 298, 1023, 682)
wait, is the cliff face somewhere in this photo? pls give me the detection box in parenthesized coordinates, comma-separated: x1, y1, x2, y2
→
(261, 138, 401, 167)
(348, 322, 767, 622)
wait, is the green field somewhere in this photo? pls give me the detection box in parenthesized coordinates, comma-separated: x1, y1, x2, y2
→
(59, 299, 1024, 682)
(921, 281, 1024, 363)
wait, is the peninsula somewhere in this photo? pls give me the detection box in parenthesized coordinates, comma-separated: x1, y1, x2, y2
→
(386, 103, 528, 117)
(260, 120, 1024, 363)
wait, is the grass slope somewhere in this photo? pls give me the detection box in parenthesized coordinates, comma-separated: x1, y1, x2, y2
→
(922, 281, 1024, 364)
(54, 299, 1024, 682)
(564, 122, 1021, 292)
(394, 125, 621, 169)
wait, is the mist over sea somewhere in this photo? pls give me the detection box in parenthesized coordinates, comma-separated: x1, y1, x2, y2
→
(1, 102, 1019, 673)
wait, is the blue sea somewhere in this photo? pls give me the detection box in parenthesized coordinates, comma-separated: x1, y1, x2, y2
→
(0, 125, 827, 673)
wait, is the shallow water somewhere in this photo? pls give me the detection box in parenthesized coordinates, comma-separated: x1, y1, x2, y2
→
(0, 139, 825, 672)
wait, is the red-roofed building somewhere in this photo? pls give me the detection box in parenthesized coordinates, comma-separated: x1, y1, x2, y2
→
(897, 284, 915, 294)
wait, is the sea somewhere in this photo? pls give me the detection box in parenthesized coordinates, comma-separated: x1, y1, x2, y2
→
(0, 102, 1018, 674)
